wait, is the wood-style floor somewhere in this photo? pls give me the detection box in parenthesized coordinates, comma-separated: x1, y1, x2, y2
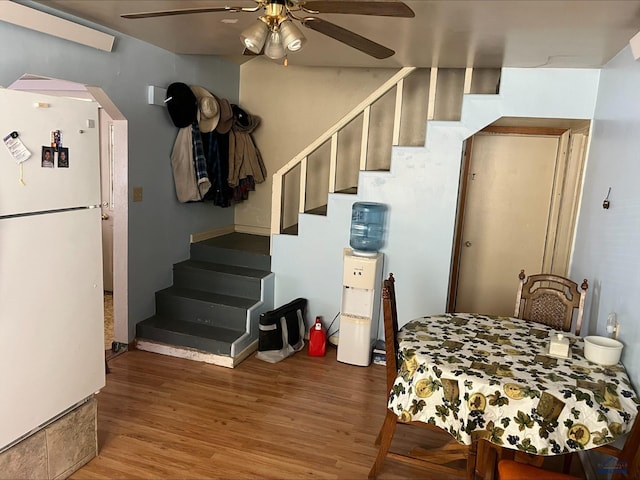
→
(73, 346, 469, 480)
(76, 346, 587, 480)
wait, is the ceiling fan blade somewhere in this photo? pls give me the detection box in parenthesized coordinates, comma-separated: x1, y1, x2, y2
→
(301, 18, 395, 59)
(300, 1, 415, 17)
(243, 47, 263, 56)
(121, 6, 259, 20)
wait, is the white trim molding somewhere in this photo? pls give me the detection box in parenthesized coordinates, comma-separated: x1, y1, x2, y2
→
(0, 1, 114, 52)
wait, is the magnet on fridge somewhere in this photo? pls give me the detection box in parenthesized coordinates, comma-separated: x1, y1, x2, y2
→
(10, 131, 18, 139)
(51, 130, 61, 150)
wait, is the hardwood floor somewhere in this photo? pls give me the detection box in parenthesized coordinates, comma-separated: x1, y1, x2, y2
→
(104, 292, 114, 351)
(73, 346, 469, 480)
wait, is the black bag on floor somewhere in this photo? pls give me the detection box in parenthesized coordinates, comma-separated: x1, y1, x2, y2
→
(256, 298, 307, 363)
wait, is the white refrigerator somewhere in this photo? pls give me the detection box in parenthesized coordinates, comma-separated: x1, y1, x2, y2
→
(0, 88, 105, 450)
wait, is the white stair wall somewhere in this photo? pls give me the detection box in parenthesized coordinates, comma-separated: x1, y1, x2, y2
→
(271, 67, 600, 333)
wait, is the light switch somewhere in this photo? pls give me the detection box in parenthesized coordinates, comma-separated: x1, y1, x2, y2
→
(133, 186, 143, 202)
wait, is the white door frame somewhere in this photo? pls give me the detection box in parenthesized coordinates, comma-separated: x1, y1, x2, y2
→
(7, 75, 129, 346)
(448, 124, 587, 313)
(86, 86, 128, 345)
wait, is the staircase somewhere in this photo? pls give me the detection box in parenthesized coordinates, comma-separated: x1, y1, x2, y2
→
(269, 67, 599, 333)
(132, 68, 598, 368)
(135, 67, 502, 367)
(135, 233, 275, 368)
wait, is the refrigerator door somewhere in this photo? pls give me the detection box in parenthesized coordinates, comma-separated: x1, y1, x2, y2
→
(0, 208, 105, 449)
(0, 88, 100, 217)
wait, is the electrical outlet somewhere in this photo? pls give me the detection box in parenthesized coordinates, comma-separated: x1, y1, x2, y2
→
(607, 312, 620, 339)
(133, 186, 143, 202)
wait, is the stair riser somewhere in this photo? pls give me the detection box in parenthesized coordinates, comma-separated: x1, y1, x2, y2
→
(155, 292, 247, 331)
(173, 267, 262, 299)
(190, 244, 271, 271)
(136, 323, 232, 356)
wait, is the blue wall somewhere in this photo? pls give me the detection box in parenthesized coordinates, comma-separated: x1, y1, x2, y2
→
(571, 45, 640, 390)
(0, 2, 240, 338)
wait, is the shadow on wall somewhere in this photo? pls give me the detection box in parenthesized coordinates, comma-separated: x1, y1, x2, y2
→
(587, 279, 601, 336)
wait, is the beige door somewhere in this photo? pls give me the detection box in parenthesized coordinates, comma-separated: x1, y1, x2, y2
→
(454, 133, 560, 316)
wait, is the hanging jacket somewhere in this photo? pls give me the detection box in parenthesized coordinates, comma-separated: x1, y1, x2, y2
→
(191, 122, 212, 197)
(228, 106, 267, 188)
(170, 126, 201, 203)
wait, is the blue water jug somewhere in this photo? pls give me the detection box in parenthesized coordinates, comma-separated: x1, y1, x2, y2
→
(350, 202, 387, 255)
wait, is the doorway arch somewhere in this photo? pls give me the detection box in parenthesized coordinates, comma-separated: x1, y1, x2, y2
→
(9, 74, 129, 347)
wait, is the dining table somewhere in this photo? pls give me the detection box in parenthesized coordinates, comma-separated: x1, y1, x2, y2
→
(387, 313, 639, 466)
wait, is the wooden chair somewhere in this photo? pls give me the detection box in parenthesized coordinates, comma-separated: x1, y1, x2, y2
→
(368, 273, 474, 480)
(513, 269, 588, 476)
(497, 408, 640, 480)
(514, 269, 588, 335)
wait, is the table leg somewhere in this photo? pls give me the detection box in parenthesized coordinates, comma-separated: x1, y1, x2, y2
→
(468, 440, 478, 480)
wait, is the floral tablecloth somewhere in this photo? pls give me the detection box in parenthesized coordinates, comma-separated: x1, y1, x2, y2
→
(388, 313, 639, 455)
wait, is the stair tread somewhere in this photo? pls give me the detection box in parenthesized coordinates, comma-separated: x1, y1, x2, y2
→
(158, 286, 257, 308)
(175, 259, 271, 278)
(196, 233, 270, 255)
(306, 205, 327, 216)
(335, 186, 358, 194)
(138, 316, 245, 341)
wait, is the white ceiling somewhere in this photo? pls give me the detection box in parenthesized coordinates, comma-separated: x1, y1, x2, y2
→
(32, 0, 640, 69)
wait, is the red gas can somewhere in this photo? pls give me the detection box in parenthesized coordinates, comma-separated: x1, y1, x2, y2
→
(308, 316, 327, 357)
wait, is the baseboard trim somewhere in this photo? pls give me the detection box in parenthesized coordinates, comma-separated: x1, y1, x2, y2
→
(190, 224, 270, 243)
(234, 224, 270, 236)
(134, 339, 258, 368)
(190, 225, 235, 243)
(232, 339, 259, 366)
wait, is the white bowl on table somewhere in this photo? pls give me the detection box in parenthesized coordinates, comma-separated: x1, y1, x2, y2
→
(583, 336, 623, 365)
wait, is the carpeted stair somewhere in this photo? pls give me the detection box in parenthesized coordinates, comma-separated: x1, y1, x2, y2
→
(135, 233, 274, 367)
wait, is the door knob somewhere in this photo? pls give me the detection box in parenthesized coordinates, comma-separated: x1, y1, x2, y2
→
(101, 213, 110, 220)
(464, 241, 472, 247)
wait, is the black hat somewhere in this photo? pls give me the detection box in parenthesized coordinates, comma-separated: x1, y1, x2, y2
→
(166, 82, 197, 128)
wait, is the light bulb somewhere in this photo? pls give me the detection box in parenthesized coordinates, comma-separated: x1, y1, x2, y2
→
(280, 20, 306, 52)
(240, 21, 268, 54)
(264, 30, 286, 59)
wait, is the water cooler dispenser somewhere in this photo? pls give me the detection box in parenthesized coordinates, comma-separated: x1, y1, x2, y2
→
(337, 202, 386, 366)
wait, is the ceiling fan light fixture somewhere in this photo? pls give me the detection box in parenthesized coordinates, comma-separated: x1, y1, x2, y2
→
(240, 20, 268, 54)
(280, 20, 306, 52)
(264, 30, 286, 59)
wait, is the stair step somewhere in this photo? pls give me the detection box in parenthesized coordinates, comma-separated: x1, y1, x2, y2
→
(336, 186, 358, 194)
(136, 315, 245, 356)
(191, 233, 270, 270)
(155, 287, 255, 331)
(282, 224, 298, 236)
(173, 260, 270, 300)
(306, 205, 327, 216)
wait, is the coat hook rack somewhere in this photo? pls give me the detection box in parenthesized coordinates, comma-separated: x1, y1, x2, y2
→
(147, 85, 168, 107)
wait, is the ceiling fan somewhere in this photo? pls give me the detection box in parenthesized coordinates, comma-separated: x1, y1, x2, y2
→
(121, 1, 415, 61)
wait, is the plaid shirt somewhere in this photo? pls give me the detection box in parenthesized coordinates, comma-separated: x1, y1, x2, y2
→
(191, 122, 210, 192)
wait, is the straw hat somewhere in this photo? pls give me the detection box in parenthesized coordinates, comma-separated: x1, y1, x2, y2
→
(216, 97, 234, 134)
(190, 85, 220, 133)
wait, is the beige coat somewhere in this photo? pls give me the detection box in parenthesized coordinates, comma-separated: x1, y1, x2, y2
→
(228, 113, 267, 188)
(171, 127, 209, 202)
